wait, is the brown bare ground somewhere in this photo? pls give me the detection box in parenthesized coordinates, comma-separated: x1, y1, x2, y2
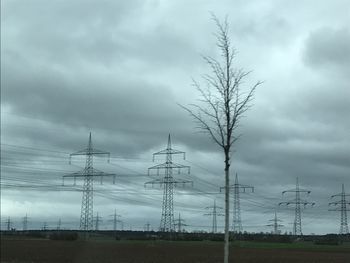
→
(1, 238, 349, 263)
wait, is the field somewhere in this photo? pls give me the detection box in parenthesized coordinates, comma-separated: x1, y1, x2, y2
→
(1, 237, 350, 263)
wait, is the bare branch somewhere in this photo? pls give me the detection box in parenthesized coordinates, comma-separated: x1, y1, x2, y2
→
(179, 103, 224, 147)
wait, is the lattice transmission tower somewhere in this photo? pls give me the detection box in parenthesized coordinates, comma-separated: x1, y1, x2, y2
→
(266, 211, 283, 235)
(221, 173, 254, 233)
(109, 209, 122, 232)
(94, 212, 102, 231)
(5, 217, 13, 231)
(329, 184, 349, 234)
(279, 177, 315, 236)
(145, 134, 192, 232)
(63, 132, 115, 231)
(42, 222, 48, 231)
(204, 199, 224, 233)
(22, 214, 29, 231)
(56, 218, 62, 230)
(174, 213, 188, 232)
(144, 222, 151, 231)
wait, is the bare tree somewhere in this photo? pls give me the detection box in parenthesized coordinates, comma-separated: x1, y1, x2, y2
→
(180, 16, 262, 263)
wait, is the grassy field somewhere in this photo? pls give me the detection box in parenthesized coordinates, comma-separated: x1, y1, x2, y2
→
(1, 237, 350, 263)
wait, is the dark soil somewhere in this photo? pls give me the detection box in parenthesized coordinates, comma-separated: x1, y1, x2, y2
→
(1, 238, 349, 263)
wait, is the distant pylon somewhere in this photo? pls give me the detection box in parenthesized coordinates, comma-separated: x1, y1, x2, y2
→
(144, 222, 151, 231)
(57, 218, 62, 230)
(42, 222, 48, 231)
(329, 184, 349, 234)
(266, 211, 283, 235)
(221, 173, 254, 233)
(109, 209, 122, 232)
(63, 133, 116, 231)
(204, 199, 224, 233)
(5, 217, 13, 231)
(174, 213, 188, 232)
(94, 212, 102, 231)
(22, 214, 29, 231)
(279, 177, 315, 236)
(145, 134, 192, 232)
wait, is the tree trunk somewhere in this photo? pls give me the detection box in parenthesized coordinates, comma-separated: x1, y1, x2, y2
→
(224, 157, 230, 263)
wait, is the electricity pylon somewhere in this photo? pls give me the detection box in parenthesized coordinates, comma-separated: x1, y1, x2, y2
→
(57, 218, 62, 230)
(329, 184, 349, 234)
(22, 214, 29, 231)
(63, 133, 115, 231)
(42, 222, 48, 231)
(174, 213, 188, 232)
(145, 134, 192, 232)
(266, 211, 283, 234)
(144, 222, 151, 231)
(204, 199, 224, 233)
(221, 173, 254, 233)
(109, 209, 122, 231)
(5, 217, 13, 231)
(279, 177, 315, 236)
(94, 212, 102, 231)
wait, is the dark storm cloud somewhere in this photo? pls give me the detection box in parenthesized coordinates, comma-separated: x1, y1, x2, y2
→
(1, 0, 209, 155)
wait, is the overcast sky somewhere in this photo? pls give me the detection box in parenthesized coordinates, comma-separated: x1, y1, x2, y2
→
(1, 0, 349, 234)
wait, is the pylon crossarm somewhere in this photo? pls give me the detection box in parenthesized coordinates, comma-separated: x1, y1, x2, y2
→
(205, 206, 223, 210)
(63, 169, 115, 178)
(173, 180, 194, 187)
(282, 189, 310, 194)
(153, 149, 186, 157)
(109, 214, 121, 218)
(241, 186, 254, 193)
(236, 184, 254, 188)
(303, 202, 315, 207)
(89, 148, 111, 155)
(89, 167, 116, 176)
(298, 188, 312, 193)
(145, 178, 192, 188)
(148, 162, 190, 170)
(278, 202, 291, 206)
(63, 170, 85, 178)
(70, 149, 90, 156)
(227, 183, 254, 193)
(144, 179, 163, 187)
(70, 148, 110, 156)
(331, 193, 350, 198)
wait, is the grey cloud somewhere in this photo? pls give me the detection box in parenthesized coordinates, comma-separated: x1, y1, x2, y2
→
(2, 0, 197, 69)
(303, 27, 350, 69)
